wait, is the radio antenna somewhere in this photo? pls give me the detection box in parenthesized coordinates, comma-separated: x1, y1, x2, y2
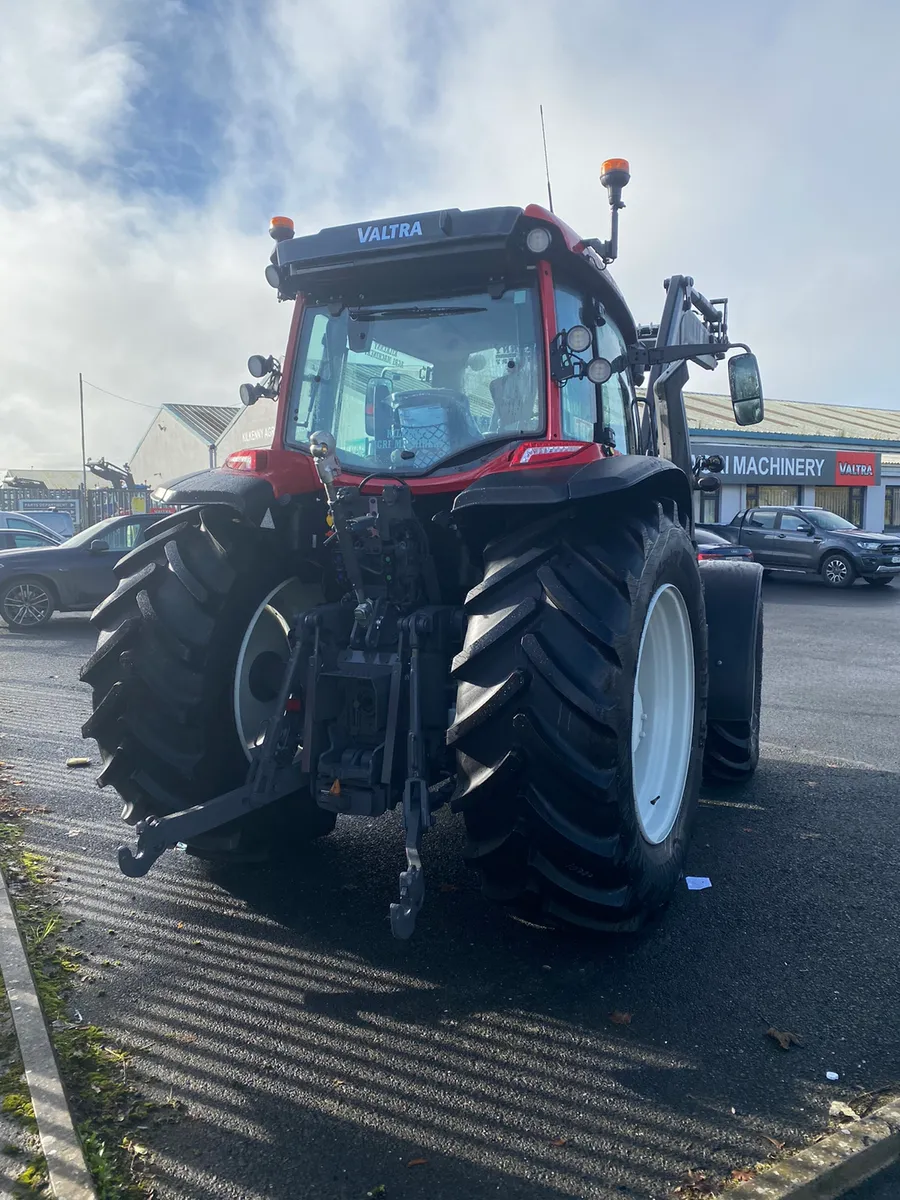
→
(539, 105, 554, 213)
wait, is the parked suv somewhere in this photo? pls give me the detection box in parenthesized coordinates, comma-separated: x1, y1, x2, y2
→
(0, 512, 160, 628)
(0, 512, 70, 543)
(699, 506, 900, 588)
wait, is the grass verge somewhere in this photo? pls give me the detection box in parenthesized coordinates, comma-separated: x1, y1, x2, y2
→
(0, 804, 165, 1197)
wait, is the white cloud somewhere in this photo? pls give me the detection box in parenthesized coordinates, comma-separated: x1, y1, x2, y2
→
(0, 2, 135, 163)
(1, 0, 899, 470)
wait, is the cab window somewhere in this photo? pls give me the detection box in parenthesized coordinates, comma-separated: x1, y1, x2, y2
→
(555, 285, 634, 451)
(595, 317, 634, 453)
(747, 510, 776, 529)
(103, 521, 146, 551)
(779, 514, 811, 532)
(554, 286, 596, 441)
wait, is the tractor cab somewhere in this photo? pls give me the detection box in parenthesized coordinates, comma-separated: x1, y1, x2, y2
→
(247, 184, 649, 483)
(234, 161, 763, 498)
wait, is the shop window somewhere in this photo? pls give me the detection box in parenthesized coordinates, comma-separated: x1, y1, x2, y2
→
(884, 487, 900, 529)
(745, 485, 799, 508)
(815, 486, 864, 527)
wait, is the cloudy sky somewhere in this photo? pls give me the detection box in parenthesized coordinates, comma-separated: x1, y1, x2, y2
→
(1, 0, 897, 468)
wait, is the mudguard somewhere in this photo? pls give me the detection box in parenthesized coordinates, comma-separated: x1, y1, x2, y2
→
(699, 558, 764, 723)
(451, 455, 693, 518)
(152, 468, 276, 525)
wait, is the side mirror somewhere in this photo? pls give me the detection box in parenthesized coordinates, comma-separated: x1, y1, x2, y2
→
(90, 539, 109, 553)
(697, 475, 721, 493)
(729, 352, 764, 426)
(806, 526, 816, 536)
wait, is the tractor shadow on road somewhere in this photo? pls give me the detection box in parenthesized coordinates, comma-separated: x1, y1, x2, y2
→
(84, 746, 895, 1200)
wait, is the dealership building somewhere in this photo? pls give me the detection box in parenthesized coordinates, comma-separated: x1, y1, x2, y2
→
(685, 391, 900, 530)
(125, 390, 900, 533)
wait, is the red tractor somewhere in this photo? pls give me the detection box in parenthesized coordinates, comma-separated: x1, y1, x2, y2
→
(82, 161, 764, 938)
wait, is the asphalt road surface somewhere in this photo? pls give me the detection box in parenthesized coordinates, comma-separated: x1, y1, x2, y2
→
(1, 573, 898, 1200)
(844, 1160, 900, 1199)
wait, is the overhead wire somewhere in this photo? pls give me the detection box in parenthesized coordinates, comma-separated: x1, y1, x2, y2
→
(80, 379, 159, 410)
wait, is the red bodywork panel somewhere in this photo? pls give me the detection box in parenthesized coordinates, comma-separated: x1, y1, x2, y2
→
(227, 218, 608, 498)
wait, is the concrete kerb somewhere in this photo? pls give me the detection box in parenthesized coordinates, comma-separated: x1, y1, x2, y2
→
(0, 863, 96, 1200)
(729, 1098, 900, 1199)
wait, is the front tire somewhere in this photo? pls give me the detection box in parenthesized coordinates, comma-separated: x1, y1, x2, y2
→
(864, 576, 893, 587)
(0, 577, 56, 629)
(80, 505, 335, 858)
(821, 553, 855, 588)
(450, 501, 707, 932)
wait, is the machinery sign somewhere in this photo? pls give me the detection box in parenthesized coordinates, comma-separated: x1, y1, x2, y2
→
(692, 443, 881, 486)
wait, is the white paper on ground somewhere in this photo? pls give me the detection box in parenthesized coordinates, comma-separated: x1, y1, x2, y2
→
(685, 876, 712, 891)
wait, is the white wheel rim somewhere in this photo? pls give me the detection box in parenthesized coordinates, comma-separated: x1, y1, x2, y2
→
(632, 584, 695, 845)
(233, 579, 321, 760)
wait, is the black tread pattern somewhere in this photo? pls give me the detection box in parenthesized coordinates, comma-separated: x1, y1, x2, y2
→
(81, 504, 335, 847)
(450, 502, 706, 932)
(703, 610, 763, 785)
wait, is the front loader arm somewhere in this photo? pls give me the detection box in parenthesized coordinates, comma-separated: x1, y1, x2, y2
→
(634, 276, 735, 474)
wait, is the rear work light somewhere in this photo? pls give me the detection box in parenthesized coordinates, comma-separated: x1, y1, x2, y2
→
(525, 226, 552, 254)
(224, 450, 269, 472)
(510, 441, 599, 467)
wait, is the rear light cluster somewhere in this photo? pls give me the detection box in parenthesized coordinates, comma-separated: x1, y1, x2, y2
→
(225, 450, 269, 472)
(510, 441, 599, 468)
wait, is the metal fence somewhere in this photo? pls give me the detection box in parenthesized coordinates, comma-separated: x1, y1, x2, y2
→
(0, 486, 156, 531)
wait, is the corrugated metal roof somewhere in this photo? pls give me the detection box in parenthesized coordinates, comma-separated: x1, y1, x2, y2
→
(164, 404, 240, 444)
(683, 391, 900, 443)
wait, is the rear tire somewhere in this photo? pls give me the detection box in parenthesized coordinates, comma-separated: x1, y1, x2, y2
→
(450, 501, 707, 932)
(821, 553, 855, 588)
(703, 611, 762, 785)
(80, 505, 335, 859)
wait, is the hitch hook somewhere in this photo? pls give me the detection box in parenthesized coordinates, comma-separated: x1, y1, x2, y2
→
(117, 820, 168, 877)
(390, 779, 428, 939)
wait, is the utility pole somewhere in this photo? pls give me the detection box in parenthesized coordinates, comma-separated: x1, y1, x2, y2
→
(79, 372, 87, 524)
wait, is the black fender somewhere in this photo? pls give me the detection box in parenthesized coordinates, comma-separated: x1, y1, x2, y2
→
(699, 558, 763, 722)
(152, 468, 276, 526)
(451, 455, 693, 542)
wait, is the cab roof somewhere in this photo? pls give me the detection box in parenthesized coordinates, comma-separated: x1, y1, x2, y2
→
(274, 204, 637, 346)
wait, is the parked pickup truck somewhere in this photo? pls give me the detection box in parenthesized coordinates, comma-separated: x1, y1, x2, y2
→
(697, 506, 900, 588)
